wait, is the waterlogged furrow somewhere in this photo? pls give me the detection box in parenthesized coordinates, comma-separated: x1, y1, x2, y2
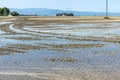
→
(1, 19, 120, 80)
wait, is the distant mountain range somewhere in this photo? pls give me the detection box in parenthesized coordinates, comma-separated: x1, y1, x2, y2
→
(10, 8, 120, 16)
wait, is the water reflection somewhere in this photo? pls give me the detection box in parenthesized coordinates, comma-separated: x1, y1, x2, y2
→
(0, 22, 120, 70)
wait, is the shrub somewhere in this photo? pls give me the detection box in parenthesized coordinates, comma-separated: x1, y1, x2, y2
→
(10, 11, 19, 16)
(104, 16, 110, 19)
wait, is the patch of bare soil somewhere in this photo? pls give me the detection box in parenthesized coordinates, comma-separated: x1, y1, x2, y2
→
(48, 44, 104, 48)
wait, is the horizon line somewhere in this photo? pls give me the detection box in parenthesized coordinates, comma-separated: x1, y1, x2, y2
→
(9, 8, 120, 13)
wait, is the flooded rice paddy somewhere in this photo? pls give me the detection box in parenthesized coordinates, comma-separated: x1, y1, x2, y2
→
(0, 18, 120, 80)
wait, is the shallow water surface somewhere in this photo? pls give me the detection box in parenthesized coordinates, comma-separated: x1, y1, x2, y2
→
(0, 21, 120, 80)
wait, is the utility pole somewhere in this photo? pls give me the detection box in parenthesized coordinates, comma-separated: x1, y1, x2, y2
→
(106, 0, 108, 17)
(67, 8, 68, 14)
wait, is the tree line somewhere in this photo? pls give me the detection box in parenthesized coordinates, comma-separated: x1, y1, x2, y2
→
(56, 13, 74, 16)
(0, 7, 19, 16)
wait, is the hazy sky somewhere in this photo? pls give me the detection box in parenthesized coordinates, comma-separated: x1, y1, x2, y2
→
(0, 0, 120, 12)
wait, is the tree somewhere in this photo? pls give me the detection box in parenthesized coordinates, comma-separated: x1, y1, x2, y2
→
(0, 8, 2, 15)
(56, 13, 62, 16)
(67, 13, 74, 16)
(1, 7, 10, 16)
(56, 13, 74, 16)
(10, 11, 19, 16)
